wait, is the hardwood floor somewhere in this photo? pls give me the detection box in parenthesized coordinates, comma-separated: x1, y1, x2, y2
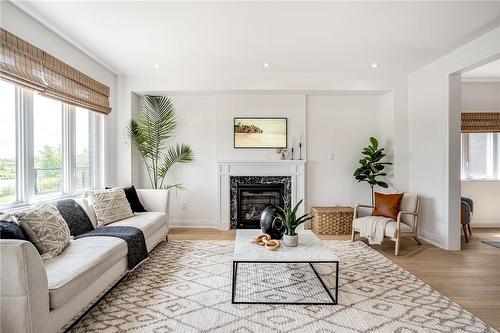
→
(169, 227, 500, 329)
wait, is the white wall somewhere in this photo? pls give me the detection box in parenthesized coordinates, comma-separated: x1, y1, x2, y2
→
(306, 95, 382, 209)
(214, 95, 306, 161)
(161, 96, 218, 227)
(461, 182, 500, 226)
(462, 82, 500, 112)
(408, 26, 500, 249)
(0, 2, 118, 187)
(132, 93, 384, 227)
(460, 81, 500, 227)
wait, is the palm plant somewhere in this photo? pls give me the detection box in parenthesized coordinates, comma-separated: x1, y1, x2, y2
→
(353, 137, 392, 205)
(274, 199, 313, 236)
(127, 95, 194, 189)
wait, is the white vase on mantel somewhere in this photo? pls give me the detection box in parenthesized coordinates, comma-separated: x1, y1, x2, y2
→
(283, 234, 298, 247)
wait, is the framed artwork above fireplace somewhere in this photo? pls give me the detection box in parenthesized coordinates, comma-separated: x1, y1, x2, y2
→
(234, 117, 287, 149)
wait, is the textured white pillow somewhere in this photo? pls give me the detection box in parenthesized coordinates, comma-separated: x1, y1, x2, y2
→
(16, 205, 71, 260)
(85, 188, 134, 226)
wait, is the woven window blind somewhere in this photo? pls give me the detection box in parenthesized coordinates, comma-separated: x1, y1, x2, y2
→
(0, 28, 111, 114)
(461, 113, 500, 133)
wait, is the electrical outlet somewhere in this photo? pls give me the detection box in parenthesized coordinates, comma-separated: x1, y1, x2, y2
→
(182, 203, 187, 210)
(329, 153, 335, 160)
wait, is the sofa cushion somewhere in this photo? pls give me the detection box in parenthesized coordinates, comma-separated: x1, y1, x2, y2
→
(56, 199, 94, 236)
(106, 185, 147, 212)
(85, 188, 134, 227)
(0, 215, 27, 240)
(15, 205, 71, 260)
(108, 212, 167, 241)
(45, 236, 127, 309)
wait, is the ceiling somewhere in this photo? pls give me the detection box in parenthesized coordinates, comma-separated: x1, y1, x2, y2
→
(463, 59, 500, 80)
(15, 1, 500, 80)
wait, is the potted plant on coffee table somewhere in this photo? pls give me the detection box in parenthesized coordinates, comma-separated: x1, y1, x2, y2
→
(274, 199, 313, 247)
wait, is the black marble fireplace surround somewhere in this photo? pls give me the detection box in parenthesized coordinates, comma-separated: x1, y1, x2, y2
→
(230, 176, 292, 229)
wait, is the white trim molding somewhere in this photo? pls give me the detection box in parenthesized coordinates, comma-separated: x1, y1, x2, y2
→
(216, 160, 306, 230)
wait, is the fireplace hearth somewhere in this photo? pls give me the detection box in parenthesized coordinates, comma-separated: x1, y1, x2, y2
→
(230, 176, 291, 229)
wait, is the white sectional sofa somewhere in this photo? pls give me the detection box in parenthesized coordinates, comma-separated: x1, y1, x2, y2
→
(0, 189, 169, 333)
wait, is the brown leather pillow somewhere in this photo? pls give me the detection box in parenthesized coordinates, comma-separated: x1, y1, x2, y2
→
(372, 192, 404, 220)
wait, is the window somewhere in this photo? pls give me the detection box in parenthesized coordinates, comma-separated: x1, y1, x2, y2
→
(33, 94, 63, 195)
(0, 80, 17, 204)
(0, 79, 99, 209)
(461, 133, 500, 180)
(74, 107, 94, 190)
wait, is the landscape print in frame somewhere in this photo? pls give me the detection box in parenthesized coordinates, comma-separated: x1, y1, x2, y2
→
(234, 117, 287, 149)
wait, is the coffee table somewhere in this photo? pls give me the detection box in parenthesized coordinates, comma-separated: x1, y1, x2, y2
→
(232, 229, 339, 305)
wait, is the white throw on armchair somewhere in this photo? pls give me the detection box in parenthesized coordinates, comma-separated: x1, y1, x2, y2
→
(351, 193, 421, 255)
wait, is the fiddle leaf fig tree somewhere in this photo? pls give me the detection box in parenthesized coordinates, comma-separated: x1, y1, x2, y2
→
(127, 95, 194, 190)
(353, 137, 392, 205)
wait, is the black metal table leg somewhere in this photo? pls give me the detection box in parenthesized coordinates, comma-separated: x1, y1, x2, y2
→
(231, 261, 238, 304)
(231, 261, 339, 305)
(309, 263, 337, 304)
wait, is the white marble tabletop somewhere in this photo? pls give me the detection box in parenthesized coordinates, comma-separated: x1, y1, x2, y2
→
(234, 229, 339, 262)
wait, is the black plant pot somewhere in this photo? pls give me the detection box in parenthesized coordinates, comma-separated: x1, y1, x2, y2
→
(260, 206, 285, 240)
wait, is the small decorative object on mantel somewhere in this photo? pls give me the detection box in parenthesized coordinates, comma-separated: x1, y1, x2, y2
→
(248, 233, 280, 251)
(276, 147, 288, 160)
(291, 147, 294, 160)
(275, 199, 313, 247)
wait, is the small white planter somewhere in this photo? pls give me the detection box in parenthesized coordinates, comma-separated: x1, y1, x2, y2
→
(283, 234, 298, 247)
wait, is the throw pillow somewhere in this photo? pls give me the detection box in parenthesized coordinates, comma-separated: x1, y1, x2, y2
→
(85, 188, 134, 227)
(105, 185, 146, 212)
(56, 199, 95, 236)
(15, 205, 71, 260)
(372, 192, 404, 221)
(0, 214, 27, 240)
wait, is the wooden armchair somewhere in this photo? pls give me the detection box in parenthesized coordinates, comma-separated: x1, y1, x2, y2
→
(351, 193, 421, 255)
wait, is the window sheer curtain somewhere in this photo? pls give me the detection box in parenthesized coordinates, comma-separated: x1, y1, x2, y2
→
(0, 28, 111, 115)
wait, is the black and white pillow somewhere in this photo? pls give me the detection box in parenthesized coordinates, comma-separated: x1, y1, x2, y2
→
(105, 185, 147, 213)
(15, 205, 71, 260)
(84, 188, 134, 227)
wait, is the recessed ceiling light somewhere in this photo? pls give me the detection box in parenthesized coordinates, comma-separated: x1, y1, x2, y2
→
(371, 63, 379, 69)
(263, 63, 270, 68)
(154, 64, 161, 69)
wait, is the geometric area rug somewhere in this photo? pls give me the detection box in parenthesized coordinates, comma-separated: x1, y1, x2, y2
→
(69, 240, 497, 333)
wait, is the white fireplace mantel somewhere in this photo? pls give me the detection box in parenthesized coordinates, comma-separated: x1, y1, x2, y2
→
(216, 160, 306, 230)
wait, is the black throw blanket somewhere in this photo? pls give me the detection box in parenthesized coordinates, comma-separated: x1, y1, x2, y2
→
(76, 226, 148, 270)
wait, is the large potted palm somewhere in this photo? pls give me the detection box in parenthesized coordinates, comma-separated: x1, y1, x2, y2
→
(127, 95, 194, 190)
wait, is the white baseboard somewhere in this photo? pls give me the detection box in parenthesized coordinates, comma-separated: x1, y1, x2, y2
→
(418, 229, 444, 248)
(169, 219, 219, 229)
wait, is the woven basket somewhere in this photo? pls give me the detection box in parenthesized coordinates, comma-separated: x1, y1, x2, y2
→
(311, 206, 354, 235)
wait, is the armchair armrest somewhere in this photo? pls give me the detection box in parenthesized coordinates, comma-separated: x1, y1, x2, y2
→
(0, 240, 49, 333)
(398, 211, 418, 218)
(354, 204, 375, 218)
(136, 189, 169, 213)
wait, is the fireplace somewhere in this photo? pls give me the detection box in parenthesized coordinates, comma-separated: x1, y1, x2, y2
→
(230, 176, 292, 229)
(236, 184, 284, 229)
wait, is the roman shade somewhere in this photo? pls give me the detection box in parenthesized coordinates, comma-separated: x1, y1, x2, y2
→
(0, 28, 111, 115)
(461, 113, 500, 133)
